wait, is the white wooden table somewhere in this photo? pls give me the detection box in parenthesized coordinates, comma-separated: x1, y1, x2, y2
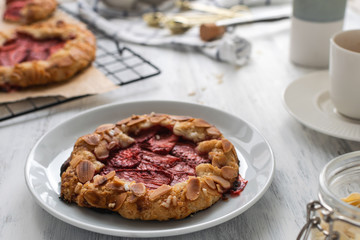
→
(1, 2, 360, 240)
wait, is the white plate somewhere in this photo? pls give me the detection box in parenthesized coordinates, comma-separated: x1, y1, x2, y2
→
(283, 71, 360, 142)
(25, 100, 274, 238)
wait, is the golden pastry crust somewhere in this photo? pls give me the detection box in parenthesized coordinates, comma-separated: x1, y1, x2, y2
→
(4, 0, 57, 24)
(0, 19, 96, 90)
(61, 113, 242, 221)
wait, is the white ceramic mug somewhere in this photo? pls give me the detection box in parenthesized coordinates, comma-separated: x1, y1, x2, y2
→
(330, 29, 360, 119)
(290, 0, 347, 68)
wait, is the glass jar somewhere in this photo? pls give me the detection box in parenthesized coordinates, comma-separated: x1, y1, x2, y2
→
(298, 151, 360, 240)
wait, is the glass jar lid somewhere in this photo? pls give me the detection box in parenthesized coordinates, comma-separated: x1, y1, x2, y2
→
(319, 151, 360, 221)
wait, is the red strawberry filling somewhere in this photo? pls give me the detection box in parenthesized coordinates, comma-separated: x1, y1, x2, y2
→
(3, 0, 29, 22)
(0, 33, 65, 67)
(100, 127, 211, 189)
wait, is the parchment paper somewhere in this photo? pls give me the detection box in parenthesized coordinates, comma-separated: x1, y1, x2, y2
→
(0, 6, 118, 104)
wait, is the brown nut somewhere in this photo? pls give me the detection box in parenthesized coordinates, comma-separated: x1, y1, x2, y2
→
(82, 133, 101, 146)
(106, 179, 125, 192)
(216, 184, 225, 193)
(130, 183, 146, 197)
(169, 115, 192, 121)
(200, 23, 226, 42)
(171, 196, 177, 206)
(113, 192, 127, 211)
(221, 139, 233, 153)
(149, 185, 172, 201)
(116, 117, 131, 126)
(206, 127, 221, 137)
(204, 177, 216, 190)
(94, 175, 107, 186)
(102, 133, 112, 143)
(207, 175, 231, 189)
(186, 178, 201, 201)
(193, 118, 212, 128)
(76, 160, 95, 183)
(107, 140, 118, 150)
(221, 166, 238, 180)
(150, 116, 166, 124)
(105, 171, 116, 180)
(94, 140, 109, 160)
(127, 117, 146, 126)
(95, 124, 115, 133)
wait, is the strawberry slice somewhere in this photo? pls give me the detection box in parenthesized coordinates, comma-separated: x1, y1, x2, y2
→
(115, 169, 172, 189)
(142, 132, 179, 154)
(168, 162, 196, 185)
(3, 1, 27, 21)
(140, 150, 180, 168)
(108, 145, 141, 168)
(171, 143, 210, 166)
(0, 34, 66, 66)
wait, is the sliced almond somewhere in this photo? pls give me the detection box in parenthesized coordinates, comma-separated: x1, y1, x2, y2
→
(127, 117, 146, 126)
(221, 139, 232, 153)
(216, 184, 225, 193)
(116, 117, 131, 126)
(95, 123, 115, 133)
(161, 196, 172, 208)
(113, 192, 127, 211)
(76, 160, 95, 183)
(193, 118, 212, 128)
(94, 140, 109, 160)
(206, 127, 221, 137)
(171, 196, 177, 206)
(84, 190, 105, 207)
(150, 116, 166, 124)
(151, 113, 166, 117)
(107, 129, 116, 136)
(106, 180, 124, 192)
(82, 133, 101, 146)
(114, 127, 122, 134)
(107, 140, 118, 150)
(105, 171, 116, 180)
(221, 166, 238, 180)
(204, 178, 216, 190)
(149, 185, 172, 201)
(102, 133, 112, 143)
(130, 183, 146, 197)
(169, 115, 192, 121)
(94, 170, 116, 186)
(160, 201, 170, 208)
(186, 178, 201, 201)
(207, 175, 231, 189)
(94, 175, 107, 186)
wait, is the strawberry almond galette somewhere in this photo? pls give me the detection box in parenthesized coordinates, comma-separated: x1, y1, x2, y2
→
(3, 0, 57, 24)
(0, 19, 96, 91)
(60, 113, 247, 221)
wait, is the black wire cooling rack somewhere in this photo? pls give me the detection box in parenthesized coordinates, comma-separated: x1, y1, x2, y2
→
(0, 5, 161, 122)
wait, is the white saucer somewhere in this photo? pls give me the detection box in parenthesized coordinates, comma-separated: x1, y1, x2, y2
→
(283, 71, 360, 142)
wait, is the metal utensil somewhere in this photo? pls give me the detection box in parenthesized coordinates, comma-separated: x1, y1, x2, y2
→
(143, 12, 229, 34)
(176, 0, 249, 18)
